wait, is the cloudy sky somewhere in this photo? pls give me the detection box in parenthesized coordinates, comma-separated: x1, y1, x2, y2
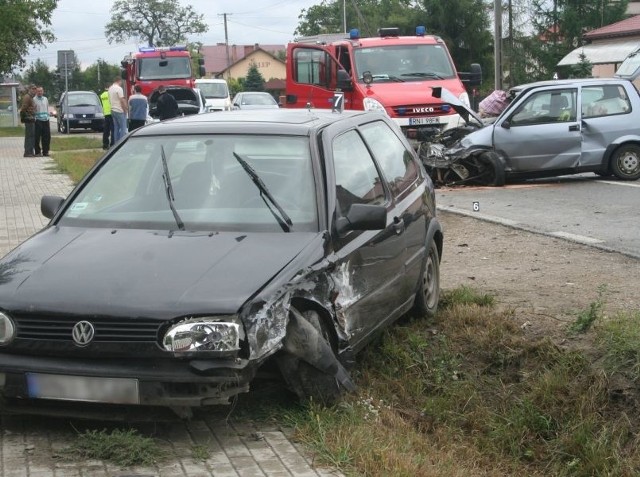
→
(25, 0, 322, 69)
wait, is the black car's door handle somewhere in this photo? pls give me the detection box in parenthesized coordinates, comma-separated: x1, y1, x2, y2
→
(393, 217, 405, 235)
(569, 124, 580, 132)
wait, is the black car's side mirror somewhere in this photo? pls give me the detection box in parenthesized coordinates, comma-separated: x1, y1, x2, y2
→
(336, 203, 387, 235)
(41, 195, 65, 219)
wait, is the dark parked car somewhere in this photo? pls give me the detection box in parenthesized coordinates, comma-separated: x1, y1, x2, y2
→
(0, 109, 442, 418)
(57, 90, 104, 134)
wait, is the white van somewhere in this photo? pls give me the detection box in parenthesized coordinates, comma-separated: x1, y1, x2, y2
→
(194, 78, 232, 112)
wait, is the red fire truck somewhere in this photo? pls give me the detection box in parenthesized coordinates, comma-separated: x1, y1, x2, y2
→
(120, 46, 205, 97)
(285, 27, 481, 137)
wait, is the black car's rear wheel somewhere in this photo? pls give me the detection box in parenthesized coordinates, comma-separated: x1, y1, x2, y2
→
(412, 240, 440, 317)
(611, 144, 640, 180)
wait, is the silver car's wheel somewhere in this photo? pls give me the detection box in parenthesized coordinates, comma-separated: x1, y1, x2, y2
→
(611, 145, 640, 180)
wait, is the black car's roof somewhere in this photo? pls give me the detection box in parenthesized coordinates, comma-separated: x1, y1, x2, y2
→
(132, 108, 378, 136)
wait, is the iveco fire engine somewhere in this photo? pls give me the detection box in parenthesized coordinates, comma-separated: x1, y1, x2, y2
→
(121, 46, 205, 97)
(285, 26, 481, 138)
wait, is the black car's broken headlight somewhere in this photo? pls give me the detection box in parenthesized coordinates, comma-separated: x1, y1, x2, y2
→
(162, 317, 242, 356)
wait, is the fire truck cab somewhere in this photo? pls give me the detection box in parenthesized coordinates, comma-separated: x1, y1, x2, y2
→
(121, 46, 205, 97)
(285, 27, 481, 136)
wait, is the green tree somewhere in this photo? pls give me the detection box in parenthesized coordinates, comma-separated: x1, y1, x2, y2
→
(0, 0, 58, 75)
(81, 60, 121, 93)
(528, 0, 628, 80)
(243, 62, 266, 92)
(570, 51, 593, 78)
(23, 59, 57, 97)
(295, 0, 422, 38)
(419, 0, 493, 83)
(105, 0, 208, 47)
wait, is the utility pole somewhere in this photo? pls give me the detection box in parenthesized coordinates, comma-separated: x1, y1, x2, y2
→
(494, 0, 503, 90)
(219, 13, 232, 73)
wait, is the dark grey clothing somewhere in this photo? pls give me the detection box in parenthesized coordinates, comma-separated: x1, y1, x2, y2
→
(156, 92, 179, 120)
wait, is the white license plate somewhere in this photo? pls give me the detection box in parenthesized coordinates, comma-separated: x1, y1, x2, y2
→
(78, 120, 91, 124)
(409, 117, 440, 126)
(26, 373, 139, 404)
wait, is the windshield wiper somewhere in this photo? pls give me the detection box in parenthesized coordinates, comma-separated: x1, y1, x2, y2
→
(401, 72, 444, 79)
(160, 145, 185, 231)
(232, 152, 292, 232)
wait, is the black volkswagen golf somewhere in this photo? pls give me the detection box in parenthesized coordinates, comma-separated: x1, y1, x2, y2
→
(0, 108, 442, 418)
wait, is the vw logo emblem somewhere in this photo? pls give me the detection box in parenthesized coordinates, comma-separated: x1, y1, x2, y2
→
(72, 321, 95, 346)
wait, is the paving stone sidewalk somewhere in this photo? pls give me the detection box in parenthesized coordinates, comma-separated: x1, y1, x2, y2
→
(0, 137, 342, 477)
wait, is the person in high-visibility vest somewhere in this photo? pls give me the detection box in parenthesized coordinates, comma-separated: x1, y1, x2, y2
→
(99, 84, 114, 150)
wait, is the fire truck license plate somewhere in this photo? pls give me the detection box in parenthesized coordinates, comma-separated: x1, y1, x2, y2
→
(409, 117, 440, 126)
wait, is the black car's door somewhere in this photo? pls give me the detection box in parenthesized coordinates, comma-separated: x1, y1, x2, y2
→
(326, 125, 408, 351)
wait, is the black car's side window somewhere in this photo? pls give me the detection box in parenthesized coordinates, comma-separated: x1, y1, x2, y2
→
(359, 120, 418, 199)
(333, 129, 386, 216)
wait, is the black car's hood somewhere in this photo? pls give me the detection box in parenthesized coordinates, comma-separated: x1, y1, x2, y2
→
(0, 227, 321, 318)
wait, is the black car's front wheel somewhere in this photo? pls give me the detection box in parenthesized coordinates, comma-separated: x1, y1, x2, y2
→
(277, 307, 354, 405)
(412, 240, 440, 317)
(611, 144, 640, 180)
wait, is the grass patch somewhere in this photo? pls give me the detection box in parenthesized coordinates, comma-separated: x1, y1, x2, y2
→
(280, 286, 640, 476)
(49, 149, 103, 183)
(0, 126, 24, 137)
(63, 428, 165, 467)
(597, 310, 640, 381)
(50, 136, 102, 151)
(569, 284, 607, 333)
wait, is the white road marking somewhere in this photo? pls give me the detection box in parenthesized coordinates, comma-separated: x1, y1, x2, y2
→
(597, 180, 640, 188)
(549, 231, 604, 245)
(437, 205, 519, 227)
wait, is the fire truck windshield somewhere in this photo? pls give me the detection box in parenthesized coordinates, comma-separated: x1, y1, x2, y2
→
(138, 57, 192, 80)
(354, 44, 456, 82)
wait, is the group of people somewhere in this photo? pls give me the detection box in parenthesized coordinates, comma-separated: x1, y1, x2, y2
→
(99, 78, 179, 150)
(19, 84, 52, 157)
(19, 77, 181, 158)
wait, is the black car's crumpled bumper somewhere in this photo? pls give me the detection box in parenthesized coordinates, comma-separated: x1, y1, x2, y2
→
(0, 352, 256, 409)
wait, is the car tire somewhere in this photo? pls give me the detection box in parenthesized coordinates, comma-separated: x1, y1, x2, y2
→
(278, 308, 347, 405)
(59, 120, 68, 134)
(610, 145, 640, 180)
(412, 240, 440, 317)
(477, 151, 506, 186)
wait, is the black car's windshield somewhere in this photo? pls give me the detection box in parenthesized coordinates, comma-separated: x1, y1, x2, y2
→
(60, 135, 317, 232)
(66, 93, 100, 107)
(354, 44, 456, 82)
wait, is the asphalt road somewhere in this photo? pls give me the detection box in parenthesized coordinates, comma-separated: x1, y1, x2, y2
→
(436, 173, 640, 259)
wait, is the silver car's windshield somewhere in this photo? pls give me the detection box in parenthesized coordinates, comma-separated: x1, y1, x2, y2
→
(59, 135, 318, 232)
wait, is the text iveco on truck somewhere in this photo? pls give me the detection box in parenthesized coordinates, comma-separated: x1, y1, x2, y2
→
(285, 26, 481, 138)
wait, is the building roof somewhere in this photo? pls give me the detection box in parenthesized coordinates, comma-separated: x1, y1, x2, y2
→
(218, 47, 285, 77)
(584, 15, 640, 40)
(201, 44, 285, 75)
(558, 39, 640, 66)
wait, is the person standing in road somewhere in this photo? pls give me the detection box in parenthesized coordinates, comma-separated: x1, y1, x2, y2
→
(100, 83, 114, 149)
(128, 85, 148, 131)
(19, 84, 37, 157)
(156, 85, 179, 120)
(108, 76, 128, 143)
(34, 86, 51, 157)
